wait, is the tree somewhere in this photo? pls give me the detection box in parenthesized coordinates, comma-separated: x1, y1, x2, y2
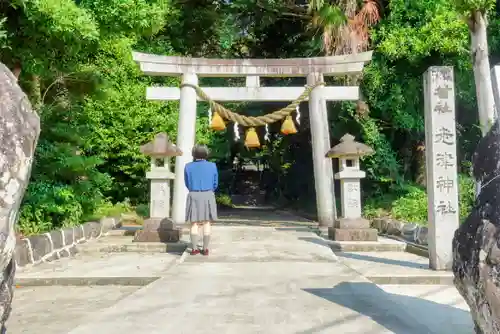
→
(308, 0, 381, 55)
(454, 0, 497, 135)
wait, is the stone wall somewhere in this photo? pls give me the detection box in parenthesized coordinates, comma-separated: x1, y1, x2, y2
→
(371, 218, 428, 245)
(279, 209, 430, 251)
(15, 217, 121, 267)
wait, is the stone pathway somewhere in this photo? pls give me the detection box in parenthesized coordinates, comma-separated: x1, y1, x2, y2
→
(8, 213, 474, 333)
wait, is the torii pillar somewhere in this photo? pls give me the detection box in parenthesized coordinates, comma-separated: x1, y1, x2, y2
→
(171, 73, 198, 224)
(308, 73, 336, 228)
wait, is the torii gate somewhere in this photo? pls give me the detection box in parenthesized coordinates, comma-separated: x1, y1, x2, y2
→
(132, 52, 373, 227)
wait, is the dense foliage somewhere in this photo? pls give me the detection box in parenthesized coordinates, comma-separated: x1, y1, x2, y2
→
(1, 0, 496, 233)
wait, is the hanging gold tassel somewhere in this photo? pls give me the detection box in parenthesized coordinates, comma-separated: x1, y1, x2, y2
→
(245, 127, 260, 148)
(210, 111, 226, 131)
(280, 116, 297, 135)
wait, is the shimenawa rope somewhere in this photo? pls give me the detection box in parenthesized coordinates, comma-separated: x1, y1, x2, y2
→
(181, 82, 325, 127)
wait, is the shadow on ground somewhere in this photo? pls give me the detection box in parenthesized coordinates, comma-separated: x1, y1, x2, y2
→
(300, 282, 471, 334)
(297, 237, 428, 270)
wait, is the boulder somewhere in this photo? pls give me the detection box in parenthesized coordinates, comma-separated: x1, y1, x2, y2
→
(0, 64, 40, 330)
(386, 220, 405, 235)
(452, 119, 500, 333)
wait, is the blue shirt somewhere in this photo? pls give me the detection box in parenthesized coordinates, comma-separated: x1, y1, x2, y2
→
(184, 160, 218, 192)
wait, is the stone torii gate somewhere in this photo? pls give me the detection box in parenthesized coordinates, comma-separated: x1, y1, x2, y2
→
(132, 52, 373, 226)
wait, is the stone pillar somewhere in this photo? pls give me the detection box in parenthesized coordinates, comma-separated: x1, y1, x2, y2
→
(307, 72, 336, 228)
(423, 66, 459, 270)
(148, 158, 174, 218)
(339, 179, 362, 219)
(172, 72, 198, 224)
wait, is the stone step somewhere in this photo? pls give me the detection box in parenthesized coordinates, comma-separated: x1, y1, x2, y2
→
(80, 241, 188, 254)
(328, 238, 407, 252)
(336, 251, 453, 285)
(15, 276, 158, 287)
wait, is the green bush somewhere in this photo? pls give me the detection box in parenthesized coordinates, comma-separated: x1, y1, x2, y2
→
(17, 102, 113, 236)
(363, 174, 475, 225)
(135, 204, 150, 218)
(86, 200, 134, 221)
(216, 193, 233, 207)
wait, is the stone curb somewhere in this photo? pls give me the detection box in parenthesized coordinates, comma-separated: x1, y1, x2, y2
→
(79, 242, 188, 254)
(383, 235, 430, 258)
(367, 274, 454, 285)
(329, 241, 406, 252)
(14, 276, 158, 287)
(15, 216, 121, 268)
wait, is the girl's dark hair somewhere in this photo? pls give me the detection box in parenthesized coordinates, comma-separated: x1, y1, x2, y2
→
(192, 144, 209, 160)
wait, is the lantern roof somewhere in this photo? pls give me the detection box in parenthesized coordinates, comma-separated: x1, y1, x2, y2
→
(140, 133, 182, 157)
(326, 133, 373, 158)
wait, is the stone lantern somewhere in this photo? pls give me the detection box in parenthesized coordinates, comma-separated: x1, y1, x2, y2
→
(133, 133, 183, 243)
(326, 133, 377, 241)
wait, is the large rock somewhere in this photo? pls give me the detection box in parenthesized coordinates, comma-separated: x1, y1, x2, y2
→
(452, 119, 500, 333)
(0, 64, 40, 331)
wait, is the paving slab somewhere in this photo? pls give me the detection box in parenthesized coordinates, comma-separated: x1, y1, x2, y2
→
(67, 263, 472, 334)
(8, 216, 474, 333)
(16, 252, 179, 284)
(8, 286, 139, 334)
(378, 285, 473, 332)
(78, 235, 188, 253)
(185, 225, 338, 263)
(66, 226, 471, 334)
(337, 251, 454, 284)
(65, 263, 406, 334)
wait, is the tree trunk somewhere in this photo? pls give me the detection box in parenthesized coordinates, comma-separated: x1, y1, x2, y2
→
(470, 11, 496, 136)
(415, 142, 426, 187)
(30, 75, 42, 111)
(0, 63, 40, 331)
(11, 63, 21, 80)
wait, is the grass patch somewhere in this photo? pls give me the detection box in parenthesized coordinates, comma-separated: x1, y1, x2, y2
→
(135, 203, 149, 218)
(18, 200, 136, 236)
(84, 200, 134, 221)
(216, 193, 233, 208)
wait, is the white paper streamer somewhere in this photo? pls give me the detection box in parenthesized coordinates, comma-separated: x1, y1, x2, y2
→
(208, 107, 212, 125)
(208, 108, 212, 125)
(233, 122, 240, 140)
(264, 124, 270, 141)
(295, 105, 301, 125)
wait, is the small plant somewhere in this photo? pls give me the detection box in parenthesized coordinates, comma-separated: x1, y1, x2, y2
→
(363, 174, 475, 225)
(457, 174, 475, 223)
(390, 185, 428, 223)
(88, 199, 134, 220)
(135, 203, 150, 218)
(216, 193, 233, 208)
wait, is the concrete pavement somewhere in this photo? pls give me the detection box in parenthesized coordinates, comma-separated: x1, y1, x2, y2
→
(10, 223, 474, 333)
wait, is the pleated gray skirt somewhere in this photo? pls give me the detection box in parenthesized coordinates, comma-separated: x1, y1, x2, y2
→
(185, 191, 218, 223)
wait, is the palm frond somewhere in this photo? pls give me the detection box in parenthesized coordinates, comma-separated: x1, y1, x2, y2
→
(356, 0, 381, 27)
(311, 5, 347, 28)
(307, 0, 325, 13)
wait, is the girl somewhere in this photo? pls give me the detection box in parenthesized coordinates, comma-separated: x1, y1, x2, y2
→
(184, 144, 218, 255)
